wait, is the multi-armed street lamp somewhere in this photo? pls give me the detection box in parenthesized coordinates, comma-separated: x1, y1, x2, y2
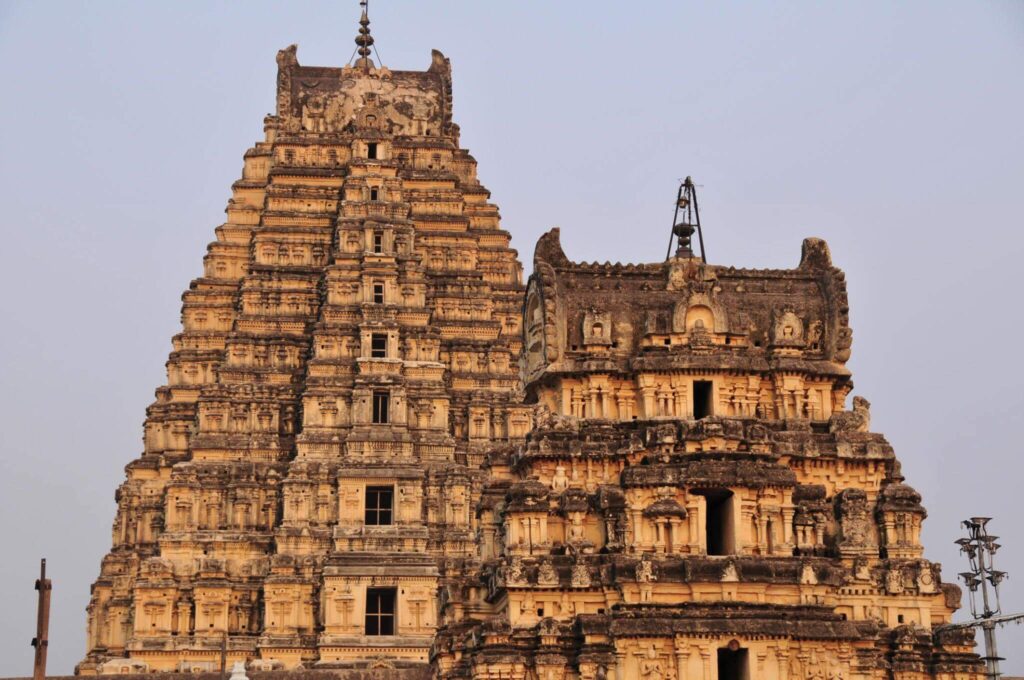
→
(955, 517, 1017, 679)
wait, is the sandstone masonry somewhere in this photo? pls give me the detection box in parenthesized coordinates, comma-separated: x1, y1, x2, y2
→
(81, 17, 984, 680)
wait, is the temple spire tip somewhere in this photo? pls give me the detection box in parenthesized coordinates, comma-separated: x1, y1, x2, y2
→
(353, 0, 376, 69)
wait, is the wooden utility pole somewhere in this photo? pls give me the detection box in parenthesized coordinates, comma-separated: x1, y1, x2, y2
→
(31, 559, 51, 680)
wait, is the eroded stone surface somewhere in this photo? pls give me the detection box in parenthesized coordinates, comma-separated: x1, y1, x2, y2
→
(82, 37, 983, 680)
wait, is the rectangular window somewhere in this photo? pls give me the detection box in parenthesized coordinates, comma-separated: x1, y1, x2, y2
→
(373, 233, 383, 254)
(371, 333, 387, 358)
(372, 391, 389, 424)
(364, 587, 395, 635)
(367, 142, 378, 160)
(364, 486, 394, 526)
(373, 282, 385, 304)
(699, 489, 736, 556)
(370, 187, 379, 201)
(693, 380, 713, 419)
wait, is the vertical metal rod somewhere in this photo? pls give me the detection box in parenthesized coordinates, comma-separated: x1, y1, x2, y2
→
(32, 558, 51, 680)
(667, 183, 683, 261)
(691, 183, 706, 264)
(982, 620, 1000, 679)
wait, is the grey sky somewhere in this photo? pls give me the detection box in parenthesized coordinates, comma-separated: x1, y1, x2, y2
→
(1, 0, 1022, 675)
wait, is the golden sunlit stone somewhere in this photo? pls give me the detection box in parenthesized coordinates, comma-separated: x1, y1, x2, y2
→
(81, 37, 984, 680)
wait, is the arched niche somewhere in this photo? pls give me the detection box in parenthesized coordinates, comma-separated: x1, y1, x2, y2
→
(672, 293, 729, 333)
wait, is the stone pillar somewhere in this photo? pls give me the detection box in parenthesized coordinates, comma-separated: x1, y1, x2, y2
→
(615, 650, 628, 680)
(674, 639, 690, 680)
(700, 649, 711, 680)
(781, 505, 795, 550)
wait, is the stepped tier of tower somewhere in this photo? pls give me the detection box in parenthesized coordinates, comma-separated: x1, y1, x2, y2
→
(80, 45, 530, 674)
(430, 231, 983, 679)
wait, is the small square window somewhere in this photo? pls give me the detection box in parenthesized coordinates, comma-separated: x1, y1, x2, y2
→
(371, 333, 387, 358)
(365, 486, 393, 526)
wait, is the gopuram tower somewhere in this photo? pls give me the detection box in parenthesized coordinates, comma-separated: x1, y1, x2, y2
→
(83, 10, 985, 680)
(81, 9, 529, 675)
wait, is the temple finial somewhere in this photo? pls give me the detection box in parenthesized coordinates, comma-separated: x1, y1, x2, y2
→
(353, 0, 375, 69)
(665, 176, 707, 263)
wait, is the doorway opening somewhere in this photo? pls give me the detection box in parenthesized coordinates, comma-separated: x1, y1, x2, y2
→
(717, 645, 749, 680)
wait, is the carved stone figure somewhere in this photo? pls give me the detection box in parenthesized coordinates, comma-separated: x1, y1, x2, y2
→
(886, 567, 906, 594)
(639, 646, 664, 680)
(571, 561, 591, 588)
(836, 487, 875, 555)
(538, 560, 559, 587)
(635, 557, 656, 584)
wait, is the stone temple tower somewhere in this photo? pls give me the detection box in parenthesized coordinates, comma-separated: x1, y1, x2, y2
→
(430, 229, 984, 679)
(81, 12, 529, 674)
(82, 11, 985, 680)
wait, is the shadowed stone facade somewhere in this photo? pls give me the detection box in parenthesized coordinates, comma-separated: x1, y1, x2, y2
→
(81, 18, 984, 680)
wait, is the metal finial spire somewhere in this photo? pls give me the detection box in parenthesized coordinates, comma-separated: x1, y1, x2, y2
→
(353, 0, 375, 69)
(665, 177, 707, 263)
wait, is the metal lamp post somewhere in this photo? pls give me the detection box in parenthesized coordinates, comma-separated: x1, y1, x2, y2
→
(957, 517, 1008, 679)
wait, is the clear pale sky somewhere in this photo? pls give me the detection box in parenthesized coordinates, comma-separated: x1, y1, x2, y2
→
(1, 1, 1022, 675)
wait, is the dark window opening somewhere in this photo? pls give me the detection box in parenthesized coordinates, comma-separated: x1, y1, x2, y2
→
(717, 647, 749, 680)
(693, 380, 713, 419)
(365, 587, 395, 635)
(898, 614, 905, 624)
(370, 187, 379, 201)
(372, 282, 385, 304)
(698, 489, 735, 556)
(364, 486, 393, 525)
(371, 333, 387, 358)
(373, 233, 384, 254)
(663, 338, 671, 345)
(367, 142, 378, 160)
(372, 391, 389, 424)
(536, 608, 544, 617)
